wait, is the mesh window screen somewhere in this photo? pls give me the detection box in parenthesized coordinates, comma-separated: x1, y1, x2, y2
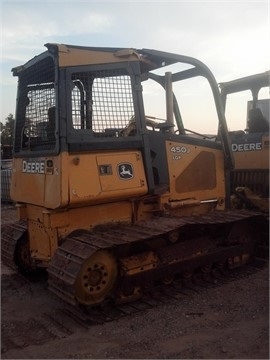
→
(14, 56, 56, 152)
(71, 69, 135, 137)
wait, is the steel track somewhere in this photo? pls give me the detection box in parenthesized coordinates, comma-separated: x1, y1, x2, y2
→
(55, 257, 268, 328)
(47, 209, 267, 309)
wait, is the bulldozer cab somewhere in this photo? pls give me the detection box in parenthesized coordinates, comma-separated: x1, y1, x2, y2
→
(11, 44, 232, 211)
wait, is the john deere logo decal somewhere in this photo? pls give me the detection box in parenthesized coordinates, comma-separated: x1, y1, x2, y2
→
(118, 163, 133, 180)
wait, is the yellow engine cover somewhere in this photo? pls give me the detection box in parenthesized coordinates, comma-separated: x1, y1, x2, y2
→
(232, 133, 269, 170)
(165, 140, 225, 202)
(10, 150, 148, 209)
(69, 151, 148, 204)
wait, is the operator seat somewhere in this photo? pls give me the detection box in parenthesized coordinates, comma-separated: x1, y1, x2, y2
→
(247, 108, 269, 133)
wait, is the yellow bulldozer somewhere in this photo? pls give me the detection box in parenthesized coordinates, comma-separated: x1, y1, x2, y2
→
(220, 71, 269, 213)
(2, 44, 268, 308)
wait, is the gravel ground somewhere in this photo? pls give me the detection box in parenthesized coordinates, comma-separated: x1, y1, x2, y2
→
(1, 204, 269, 359)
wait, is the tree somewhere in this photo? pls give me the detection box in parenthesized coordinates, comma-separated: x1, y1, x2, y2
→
(1, 114, 15, 146)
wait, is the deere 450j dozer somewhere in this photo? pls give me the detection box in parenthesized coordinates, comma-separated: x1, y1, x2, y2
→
(2, 44, 268, 307)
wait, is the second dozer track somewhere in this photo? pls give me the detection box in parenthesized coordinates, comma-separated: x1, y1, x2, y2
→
(47, 209, 265, 308)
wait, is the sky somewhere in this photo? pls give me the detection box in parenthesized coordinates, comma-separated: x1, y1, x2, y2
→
(1, 0, 269, 131)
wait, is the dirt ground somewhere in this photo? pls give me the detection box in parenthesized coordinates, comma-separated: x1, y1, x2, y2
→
(1, 204, 269, 359)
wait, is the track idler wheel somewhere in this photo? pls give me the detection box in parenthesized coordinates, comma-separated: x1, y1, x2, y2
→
(74, 250, 117, 306)
(14, 233, 37, 277)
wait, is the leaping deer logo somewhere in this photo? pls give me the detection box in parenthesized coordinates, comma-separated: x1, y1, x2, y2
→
(118, 163, 134, 179)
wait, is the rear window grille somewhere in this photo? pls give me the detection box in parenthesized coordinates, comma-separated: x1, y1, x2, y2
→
(14, 56, 56, 152)
(71, 69, 135, 136)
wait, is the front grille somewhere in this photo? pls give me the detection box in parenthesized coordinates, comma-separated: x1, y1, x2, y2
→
(231, 169, 269, 197)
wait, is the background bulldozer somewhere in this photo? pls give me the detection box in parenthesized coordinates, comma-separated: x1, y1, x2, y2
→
(220, 71, 269, 213)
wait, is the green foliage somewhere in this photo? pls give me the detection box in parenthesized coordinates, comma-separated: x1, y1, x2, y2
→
(1, 114, 15, 146)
